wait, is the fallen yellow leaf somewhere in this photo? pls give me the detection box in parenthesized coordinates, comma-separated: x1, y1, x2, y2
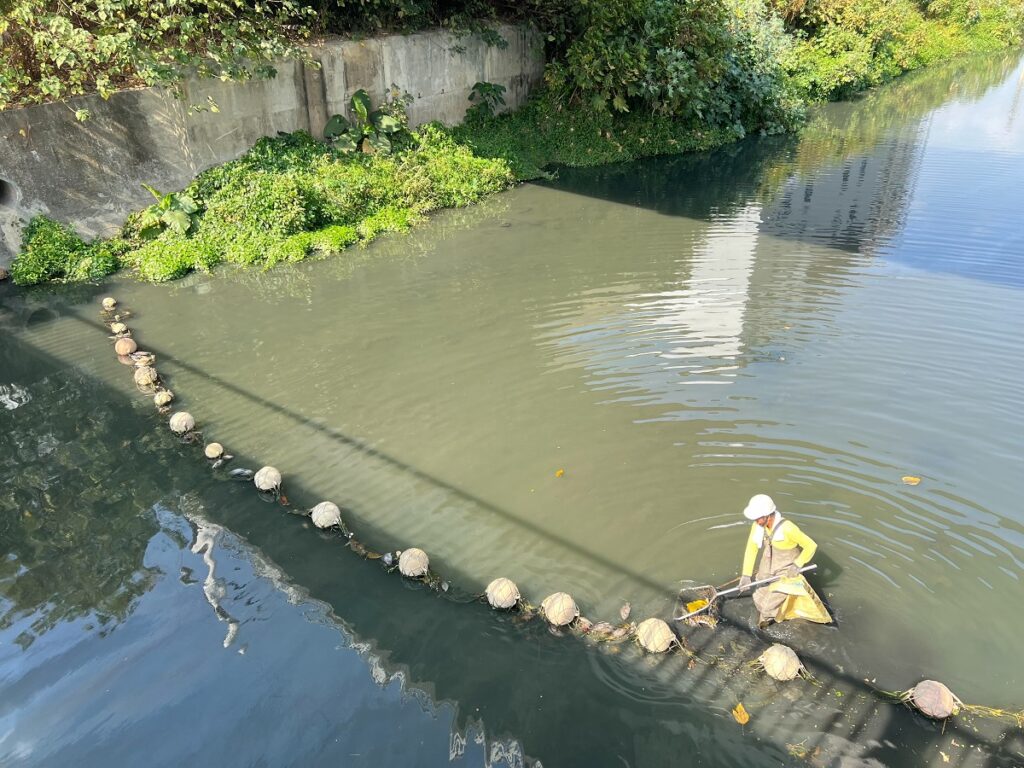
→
(686, 599, 709, 613)
(732, 702, 750, 725)
(902, 475, 922, 486)
(555, 468, 565, 478)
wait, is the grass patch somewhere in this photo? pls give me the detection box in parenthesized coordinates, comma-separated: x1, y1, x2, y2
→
(11, 125, 514, 285)
(452, 88, 746, 180)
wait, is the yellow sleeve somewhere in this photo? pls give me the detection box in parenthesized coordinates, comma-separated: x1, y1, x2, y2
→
(788, 522, 818, 567)
(741, 524, 759, 577)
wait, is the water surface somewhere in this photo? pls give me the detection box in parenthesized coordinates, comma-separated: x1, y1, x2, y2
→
(3, 51, 1024, 767)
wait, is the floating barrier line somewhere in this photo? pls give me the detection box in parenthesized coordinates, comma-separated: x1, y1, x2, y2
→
(96, 296, 1024, 731)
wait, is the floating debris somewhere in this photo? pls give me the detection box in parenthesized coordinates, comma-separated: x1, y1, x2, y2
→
(310, 501, 342, 529)
(254, 466, 282, 492)
(131, 351, 156, 367)
(229, 468, 254, 481)
(902, 475, 922, 486)
(204, 442, 224, 460)
(102, 297, 117, 310)
(555, 468, 565, 478)
(576, 616, 593, 633)
(540, 592, 579, 627)
(153, 389, 174, 408)
(635, 618, 675, 653)
(485, 577, 521, 609)
(169, 411, 195, 434)
(110, 321, 128, 334)
(758, 644, 803, 681)
(117, 354, 135, 366)
(398, 547, 430, 577)
(732, 702, 751, 725)
(619, 601, 631, 621)
(114, 337, 137, 356)
(904, 680, 960, 719)
(588, 621, 615, 640)
(133, 366, 158, 387)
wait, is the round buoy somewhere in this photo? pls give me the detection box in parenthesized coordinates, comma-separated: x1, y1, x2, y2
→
(133, 366, 158, 387)
(169, 411, 195, 434)
(398, 548, 429, 577)
(486, 577, 521, 609)
(909, 680, 959, 719)
(310, 501, 342, 529)
(114, 337, 137, 356)
(204, 442, 224, 460)
(540, 592, 579, 627)
(153, 390, 174, 407)
(759, 644, 803, 681)
(635, 618, 675, 653)
(110, 321, 127, 334)
(254, 466, 282, 492)
(102, 297, 117, 310)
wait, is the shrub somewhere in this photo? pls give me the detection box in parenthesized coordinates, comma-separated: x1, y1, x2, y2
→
(10, 216, 119, 286)
(0, 0, 314, 110)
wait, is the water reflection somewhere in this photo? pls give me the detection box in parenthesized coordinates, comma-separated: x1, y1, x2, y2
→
(0, 339, 160, 650)
(2, 48, 1024, 768)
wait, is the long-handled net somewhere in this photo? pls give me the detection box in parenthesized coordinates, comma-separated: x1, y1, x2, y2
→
(675, 576, 739, 628)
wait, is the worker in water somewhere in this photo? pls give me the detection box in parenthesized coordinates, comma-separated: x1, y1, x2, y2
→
(737, 493, 818, 628)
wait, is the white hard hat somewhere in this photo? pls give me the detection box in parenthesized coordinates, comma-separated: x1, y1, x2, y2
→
(743, 494, 777, 520)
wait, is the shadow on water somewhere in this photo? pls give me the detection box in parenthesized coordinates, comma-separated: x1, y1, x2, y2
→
(2, 49, 1023, 768)
(3, 291, 1022, 767)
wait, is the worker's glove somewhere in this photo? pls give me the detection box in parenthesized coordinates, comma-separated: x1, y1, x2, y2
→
(738, 575, 752, 593)
(782, 564, 800, 578)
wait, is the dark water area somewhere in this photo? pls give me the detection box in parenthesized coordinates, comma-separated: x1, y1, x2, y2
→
(3, 51, 1024, 767)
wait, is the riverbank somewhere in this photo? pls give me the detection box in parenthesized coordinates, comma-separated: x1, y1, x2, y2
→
(5, 1, 1022, 285)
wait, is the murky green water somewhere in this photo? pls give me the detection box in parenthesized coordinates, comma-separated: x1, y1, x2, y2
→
(3, 51, 1024, 767)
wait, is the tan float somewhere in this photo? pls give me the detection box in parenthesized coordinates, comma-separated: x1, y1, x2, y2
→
(204, 442, 224, 460)
(102, 297, 117, 310)
(541, 592, 579, 627)
(169, 411, 195, 434)
(133, 366, 158, 387)
(311, 501, 343, 529)
(758, 644, 803, 681)
(254, 466, 282, 491)
(906, 680, 960, 719)
(485, 577, 521, 609)
(110, 322, 128, 334)
(398, 547, 429, 577)
(635, 618, 675, 653)
(114, 337, 137, 356)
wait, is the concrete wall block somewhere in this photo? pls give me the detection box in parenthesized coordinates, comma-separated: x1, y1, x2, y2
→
(340, 39, 386, 112)
(406, 90, 474, 128)
(0, 25, 543, 267)
(312, 45, 349, 123)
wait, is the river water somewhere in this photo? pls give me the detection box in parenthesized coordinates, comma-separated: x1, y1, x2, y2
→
(2, 51, 1023, 767)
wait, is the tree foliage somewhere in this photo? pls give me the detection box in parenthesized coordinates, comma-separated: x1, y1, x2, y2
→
(0, 0, 314, 110)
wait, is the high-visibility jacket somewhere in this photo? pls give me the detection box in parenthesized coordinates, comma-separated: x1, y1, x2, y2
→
(741, 517, 817, 578)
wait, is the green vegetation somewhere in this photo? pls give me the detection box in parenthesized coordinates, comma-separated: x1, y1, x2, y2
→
(0, 0, 314, 111)
(5, 0, 1022, 285)
(780, 0, 1024, 100)
(10, 123, 514, 285)
(10, 216, 122, 285)
(323, 88, 413, 155)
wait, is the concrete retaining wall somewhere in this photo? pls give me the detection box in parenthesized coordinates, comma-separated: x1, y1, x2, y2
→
(0, 24, 543, 266)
